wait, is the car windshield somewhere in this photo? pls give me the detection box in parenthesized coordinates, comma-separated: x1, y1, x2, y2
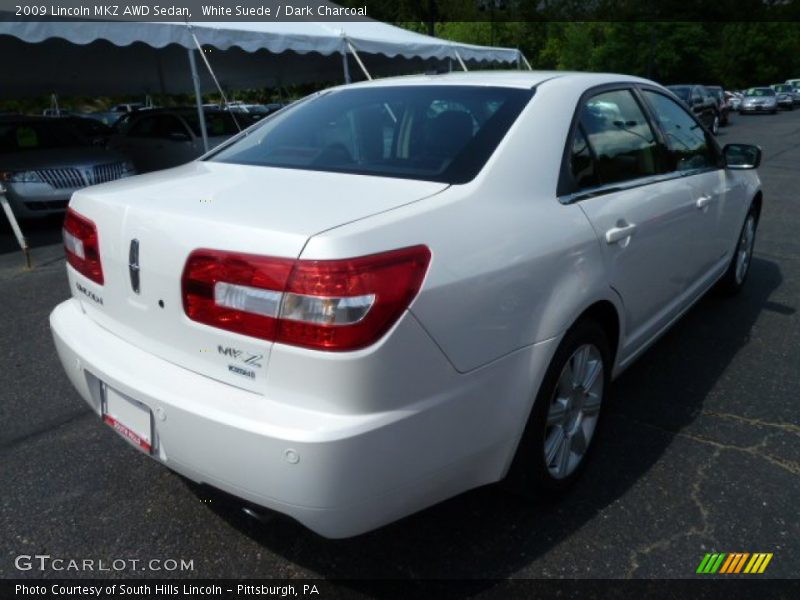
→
(0, 120, 88, 152)
(668, 86, 692, 102)
(773, 85, 792, 92)
(209, 85, 533, 184)
(746, 88, 775, 97)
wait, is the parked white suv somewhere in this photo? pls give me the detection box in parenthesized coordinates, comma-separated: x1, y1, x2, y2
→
(50, 72, 762, 538)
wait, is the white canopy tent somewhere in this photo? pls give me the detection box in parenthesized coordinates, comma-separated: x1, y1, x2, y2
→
(0, 19, 525, 96)
(0, 17, 526, 260)
(0, 18, 526, 150)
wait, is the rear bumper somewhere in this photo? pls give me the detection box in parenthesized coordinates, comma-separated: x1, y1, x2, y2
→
(50, 298, 557, 537)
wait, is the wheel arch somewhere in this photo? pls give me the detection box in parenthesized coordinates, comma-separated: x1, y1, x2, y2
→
(751, 190, 763, 222)
(572, 300, 621, 369)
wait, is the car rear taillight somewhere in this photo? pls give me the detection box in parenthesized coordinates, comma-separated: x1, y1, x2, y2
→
(182, 246, 431, 351)
(63, 208, 103, 284)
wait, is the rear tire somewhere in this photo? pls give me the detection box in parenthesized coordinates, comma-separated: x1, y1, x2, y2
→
(504, 319, 611, 498)
(717, 206, 758, 295)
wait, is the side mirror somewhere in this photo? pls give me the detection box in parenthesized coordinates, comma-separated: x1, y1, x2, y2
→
(724, 143, 762, 170)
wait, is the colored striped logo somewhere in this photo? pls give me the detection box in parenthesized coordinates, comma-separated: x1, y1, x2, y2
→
(696, 552, 773, 574)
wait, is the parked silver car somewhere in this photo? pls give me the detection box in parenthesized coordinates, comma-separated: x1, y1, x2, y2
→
(771, 84, 800, 107)
(0, 116, 135, 219)
(739, 88, 778, 114)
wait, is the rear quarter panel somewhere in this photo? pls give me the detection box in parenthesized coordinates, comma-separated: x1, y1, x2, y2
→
(302, 76, 625, 374)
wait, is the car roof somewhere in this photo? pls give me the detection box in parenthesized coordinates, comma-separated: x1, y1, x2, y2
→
(338, 70, 654, 91)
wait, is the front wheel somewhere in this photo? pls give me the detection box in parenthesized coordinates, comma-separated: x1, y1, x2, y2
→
(505, 320, 611, 497)
(717, 207, 758, 295)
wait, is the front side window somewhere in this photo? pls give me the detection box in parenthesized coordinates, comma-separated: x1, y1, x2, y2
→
(210, 86, 532, 184)
(569, 89, 662, 189)
(642, 90, 717, 172)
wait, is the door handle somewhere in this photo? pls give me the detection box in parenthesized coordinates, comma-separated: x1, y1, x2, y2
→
(605, 223, 637, 244)
(696, 195, 712, 209)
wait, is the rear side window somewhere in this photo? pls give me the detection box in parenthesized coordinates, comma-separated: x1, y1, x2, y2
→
(570, 128, 598, 189)
(569, 89, 662, 189)
(642, 91, 717, 172)
(210, 86, 532, 184)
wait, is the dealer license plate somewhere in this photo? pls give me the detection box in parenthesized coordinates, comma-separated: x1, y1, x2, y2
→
(102, 385, 153, 453)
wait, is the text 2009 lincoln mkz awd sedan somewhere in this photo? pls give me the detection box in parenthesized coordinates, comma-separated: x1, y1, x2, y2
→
(50, 72, 762, 538)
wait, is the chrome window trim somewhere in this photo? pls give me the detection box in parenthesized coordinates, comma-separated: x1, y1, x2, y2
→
(558, 166, 720, 205)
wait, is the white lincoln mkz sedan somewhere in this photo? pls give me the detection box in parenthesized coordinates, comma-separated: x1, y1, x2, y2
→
(51, 72, 762, 538)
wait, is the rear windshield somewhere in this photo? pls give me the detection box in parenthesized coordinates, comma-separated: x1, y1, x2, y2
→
(209, 85, 532, 184)
(0, 120, 87, 152)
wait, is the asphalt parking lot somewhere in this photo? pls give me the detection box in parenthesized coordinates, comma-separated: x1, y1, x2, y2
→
(1, 110, 798, 586)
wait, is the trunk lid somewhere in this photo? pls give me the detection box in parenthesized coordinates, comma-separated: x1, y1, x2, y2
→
(69, 161, 447, 393)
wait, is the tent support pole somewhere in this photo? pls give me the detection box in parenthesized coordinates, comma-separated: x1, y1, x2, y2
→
(187, 47, 209, 153)
(188, 28, 242, 132)
(454, 50, 468, 72)
(520, 52, 533, 71)
(345, 39, 372, 80)
(341, 48, 352, 84)
(50, 93, 61, 117)
(0, 185, 32, 269)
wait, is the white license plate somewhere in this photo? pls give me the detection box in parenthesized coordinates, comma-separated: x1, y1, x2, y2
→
(102, 385, 153, 453)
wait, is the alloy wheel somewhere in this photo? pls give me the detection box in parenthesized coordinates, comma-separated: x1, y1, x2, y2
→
(543, 344, 604, 479)
(735, 214, 756, 284)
